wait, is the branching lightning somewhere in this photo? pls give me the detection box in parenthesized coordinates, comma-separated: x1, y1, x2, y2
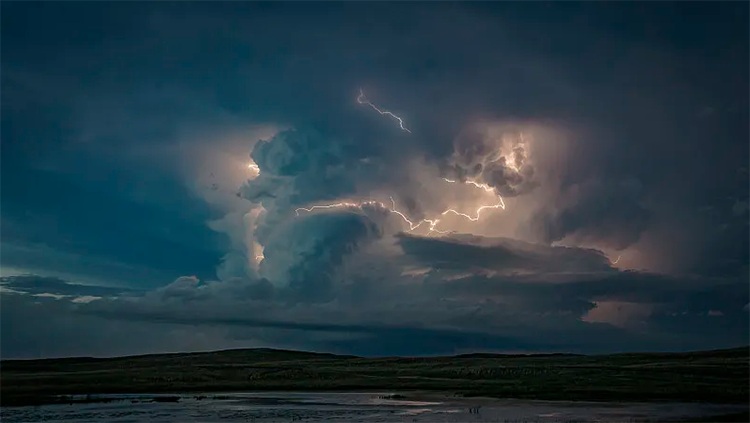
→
(265, 89, 523, 237)
(294, 177, 506, 235)
(294, 199, 447, 234)
(357, 89, 412, 133)
(295, 201, 381, 215)
(440, 178, 506, 221)
(388, 196, 447, 233)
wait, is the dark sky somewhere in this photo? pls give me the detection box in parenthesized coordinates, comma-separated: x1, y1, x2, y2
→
(1, 2, 748, 358)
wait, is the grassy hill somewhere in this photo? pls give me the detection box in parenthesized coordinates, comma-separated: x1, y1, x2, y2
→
(2, 346, 748, 407)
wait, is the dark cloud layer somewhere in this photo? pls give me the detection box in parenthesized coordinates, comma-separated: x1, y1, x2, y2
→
(2, 232, 746, 357)
(396, 234, 613, 274)
(1, 2, 747, 358)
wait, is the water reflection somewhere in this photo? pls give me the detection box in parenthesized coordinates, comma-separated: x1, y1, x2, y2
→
(1, 391, 745, 422)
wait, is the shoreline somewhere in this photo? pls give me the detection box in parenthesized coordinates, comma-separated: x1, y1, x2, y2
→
(3, 388, 749, 408)
(2, 391, 747, 423)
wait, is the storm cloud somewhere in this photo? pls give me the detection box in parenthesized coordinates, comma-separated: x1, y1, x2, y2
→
(1, 2, 747, 358)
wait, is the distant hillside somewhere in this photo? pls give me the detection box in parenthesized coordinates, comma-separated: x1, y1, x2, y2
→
(2, 347, 355, 367)
(7, 345, 746, 364)
(2, 346, 748, 407)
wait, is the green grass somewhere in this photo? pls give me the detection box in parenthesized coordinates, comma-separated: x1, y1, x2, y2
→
(1, 346, 748, 407)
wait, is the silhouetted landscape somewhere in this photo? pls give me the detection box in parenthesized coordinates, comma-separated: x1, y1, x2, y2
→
(3, 346, 748, 410)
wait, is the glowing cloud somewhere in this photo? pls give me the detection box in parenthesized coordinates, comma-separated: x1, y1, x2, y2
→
(253, 96, 532, 257)
(449, 127, 536, 198)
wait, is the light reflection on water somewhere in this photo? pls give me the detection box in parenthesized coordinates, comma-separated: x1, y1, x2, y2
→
(1, 391, 746, 423)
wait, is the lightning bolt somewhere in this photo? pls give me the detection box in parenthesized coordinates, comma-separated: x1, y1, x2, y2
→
(442, 178, 497, 195)
(294, 178, 506, 234)
(441, 178, 506, 221)
(612, 255, 621, 264)
(388, 196, 448, 233)
(295, 199, 448, 234)
(295, 201, 382, 215)
(290, 89, 517, 234)
(357, 89, 412, 133)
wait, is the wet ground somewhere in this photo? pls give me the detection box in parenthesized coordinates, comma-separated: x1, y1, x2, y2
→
(1, 391, 746, 422)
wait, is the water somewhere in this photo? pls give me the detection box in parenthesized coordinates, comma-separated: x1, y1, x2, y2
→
(1, 391, 746, 422)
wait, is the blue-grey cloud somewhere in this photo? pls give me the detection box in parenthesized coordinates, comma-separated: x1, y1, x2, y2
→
(1, 2, 747, 358)
(261, 211, 382, 300)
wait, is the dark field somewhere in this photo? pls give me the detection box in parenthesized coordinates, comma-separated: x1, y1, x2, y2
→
(2, 346, 748, 408)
